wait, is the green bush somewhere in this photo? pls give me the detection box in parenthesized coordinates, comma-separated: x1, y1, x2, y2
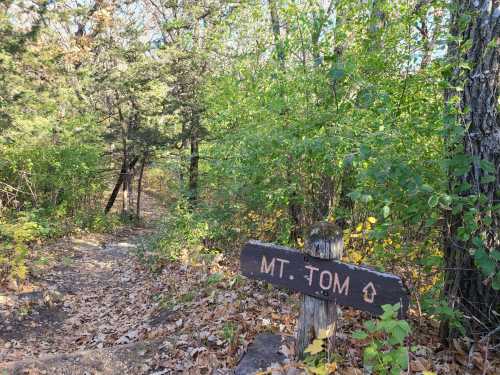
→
(0, 218, 40, 283)
(0, 142, 107, 284)
(0, 142, 104, 213)
(352, 303, 411, 375)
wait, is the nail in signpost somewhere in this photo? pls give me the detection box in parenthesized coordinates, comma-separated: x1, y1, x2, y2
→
(240, 240, 409, 316)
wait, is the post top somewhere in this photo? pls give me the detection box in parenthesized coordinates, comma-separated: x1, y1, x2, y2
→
(308, 221, 343, 241)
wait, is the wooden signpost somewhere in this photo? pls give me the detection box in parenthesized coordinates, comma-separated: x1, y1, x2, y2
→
(239, 222, 409, 358)
(240, 240, 409, 315)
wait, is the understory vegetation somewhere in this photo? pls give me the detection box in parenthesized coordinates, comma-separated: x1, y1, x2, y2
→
(1, 0, 498, 373)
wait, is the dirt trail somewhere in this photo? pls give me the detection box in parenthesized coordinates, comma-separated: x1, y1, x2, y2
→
(0, 192, 298, 374)
(0, 194, 177, 374)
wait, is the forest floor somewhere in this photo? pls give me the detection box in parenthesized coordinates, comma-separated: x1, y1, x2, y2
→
(0, 193, 498, 374)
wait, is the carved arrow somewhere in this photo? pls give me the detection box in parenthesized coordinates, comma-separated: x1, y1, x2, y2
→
(362, 282, 377, 304)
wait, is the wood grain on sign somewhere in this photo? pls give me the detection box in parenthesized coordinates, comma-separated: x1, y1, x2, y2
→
(240, 240, 409, 316)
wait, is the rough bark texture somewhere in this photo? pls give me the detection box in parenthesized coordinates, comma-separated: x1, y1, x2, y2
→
(441, 0, 500, 341)
(296, 222, 344, 359)
(311, 175, 333, 222)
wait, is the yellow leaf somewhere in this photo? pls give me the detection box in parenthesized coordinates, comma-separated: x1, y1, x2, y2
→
(327, 362, 337, 372)
(309, 363, 337, 375)
(309, 364, 328, 375)
(318, 323, 335, 339)
(367, 216, 377, 224)
(355, 223, 363, 232)
(304, 339, 324, 355)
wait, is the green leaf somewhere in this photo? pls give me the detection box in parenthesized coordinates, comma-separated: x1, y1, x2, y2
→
(382, 205, 390, 218)
(364, 320, 377, 333)
(360, 144, 371, 159)
(364, 344, 378, 360)
(389, 321, 411, 344)
(481, 175, 496, 184)
(361, 194, 373, 203)
(329, 67, 345, 81)
(348, 191, 361, 201)
(491, 250, 500, 261)
(479, 159, 495, 173)
(492, 273, 500, 291)
(474, 248, 495, 276)
(352, 330, 368, 340)
(428, 195, 439, 208)
(393, 347, 409, 369)
(457, 227, 470, 241)
(421, 184, 433, 193)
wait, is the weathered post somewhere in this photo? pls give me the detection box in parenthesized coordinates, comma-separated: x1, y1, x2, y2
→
(239, 223, 409, 367)
(296, 221, 343, 358)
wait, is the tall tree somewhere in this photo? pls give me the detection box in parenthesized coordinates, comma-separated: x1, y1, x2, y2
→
(441, 0, 500, 340)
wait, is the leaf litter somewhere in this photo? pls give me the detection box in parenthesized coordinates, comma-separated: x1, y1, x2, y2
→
(0, 198, 499, 374)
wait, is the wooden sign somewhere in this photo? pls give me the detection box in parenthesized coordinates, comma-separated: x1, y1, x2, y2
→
(240, 240, 409, 316)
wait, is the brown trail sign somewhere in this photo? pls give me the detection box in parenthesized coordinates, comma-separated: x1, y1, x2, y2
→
(240, 240, 409, 316)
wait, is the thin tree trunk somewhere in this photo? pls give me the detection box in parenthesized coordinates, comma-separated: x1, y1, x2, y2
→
(269, 0, 302, 243)
(337, 155, 356, 220)
(188, 117, 200, 209)
(104, 156, 139, 214)
(441, 0, 500, 341)
(127, 165, 133, 213)
(311, 175, 333, 222)
(309, 2, 337, 223)
(122, 162, 129, 214)
(136, 154, 147, 218)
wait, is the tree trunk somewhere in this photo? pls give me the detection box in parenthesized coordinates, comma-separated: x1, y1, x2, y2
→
(188, 118, 200, 209)
(269, 0, 285, 67)
(286, 167, 303, 243)
(127, 164, 133, 212)
(122, 163, 130, 215)
(269, 0, 302, 243)
(311, 175, 333, 222)
(441, 0, 500, 341)
(337, 155, 356, 221)
(296, 222, 344, 359)
(104, 156, 139, 214)
(136, 154, 147, 219)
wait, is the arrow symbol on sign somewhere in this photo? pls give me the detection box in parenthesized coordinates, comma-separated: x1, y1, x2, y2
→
(363, 282, 377, 303)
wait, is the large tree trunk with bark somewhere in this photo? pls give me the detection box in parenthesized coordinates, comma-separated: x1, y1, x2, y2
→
(441, 0, 500, 341)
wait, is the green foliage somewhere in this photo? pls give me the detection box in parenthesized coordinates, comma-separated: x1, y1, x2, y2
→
(0, 217, 40, 283)
(1, 143, 104, 212)
(421, 284, 465, 335)
(221, 321, 238, 345)
(206, 272, 224, 286)
(145, 206, 210, 262)
(352, 304, 411, 375)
